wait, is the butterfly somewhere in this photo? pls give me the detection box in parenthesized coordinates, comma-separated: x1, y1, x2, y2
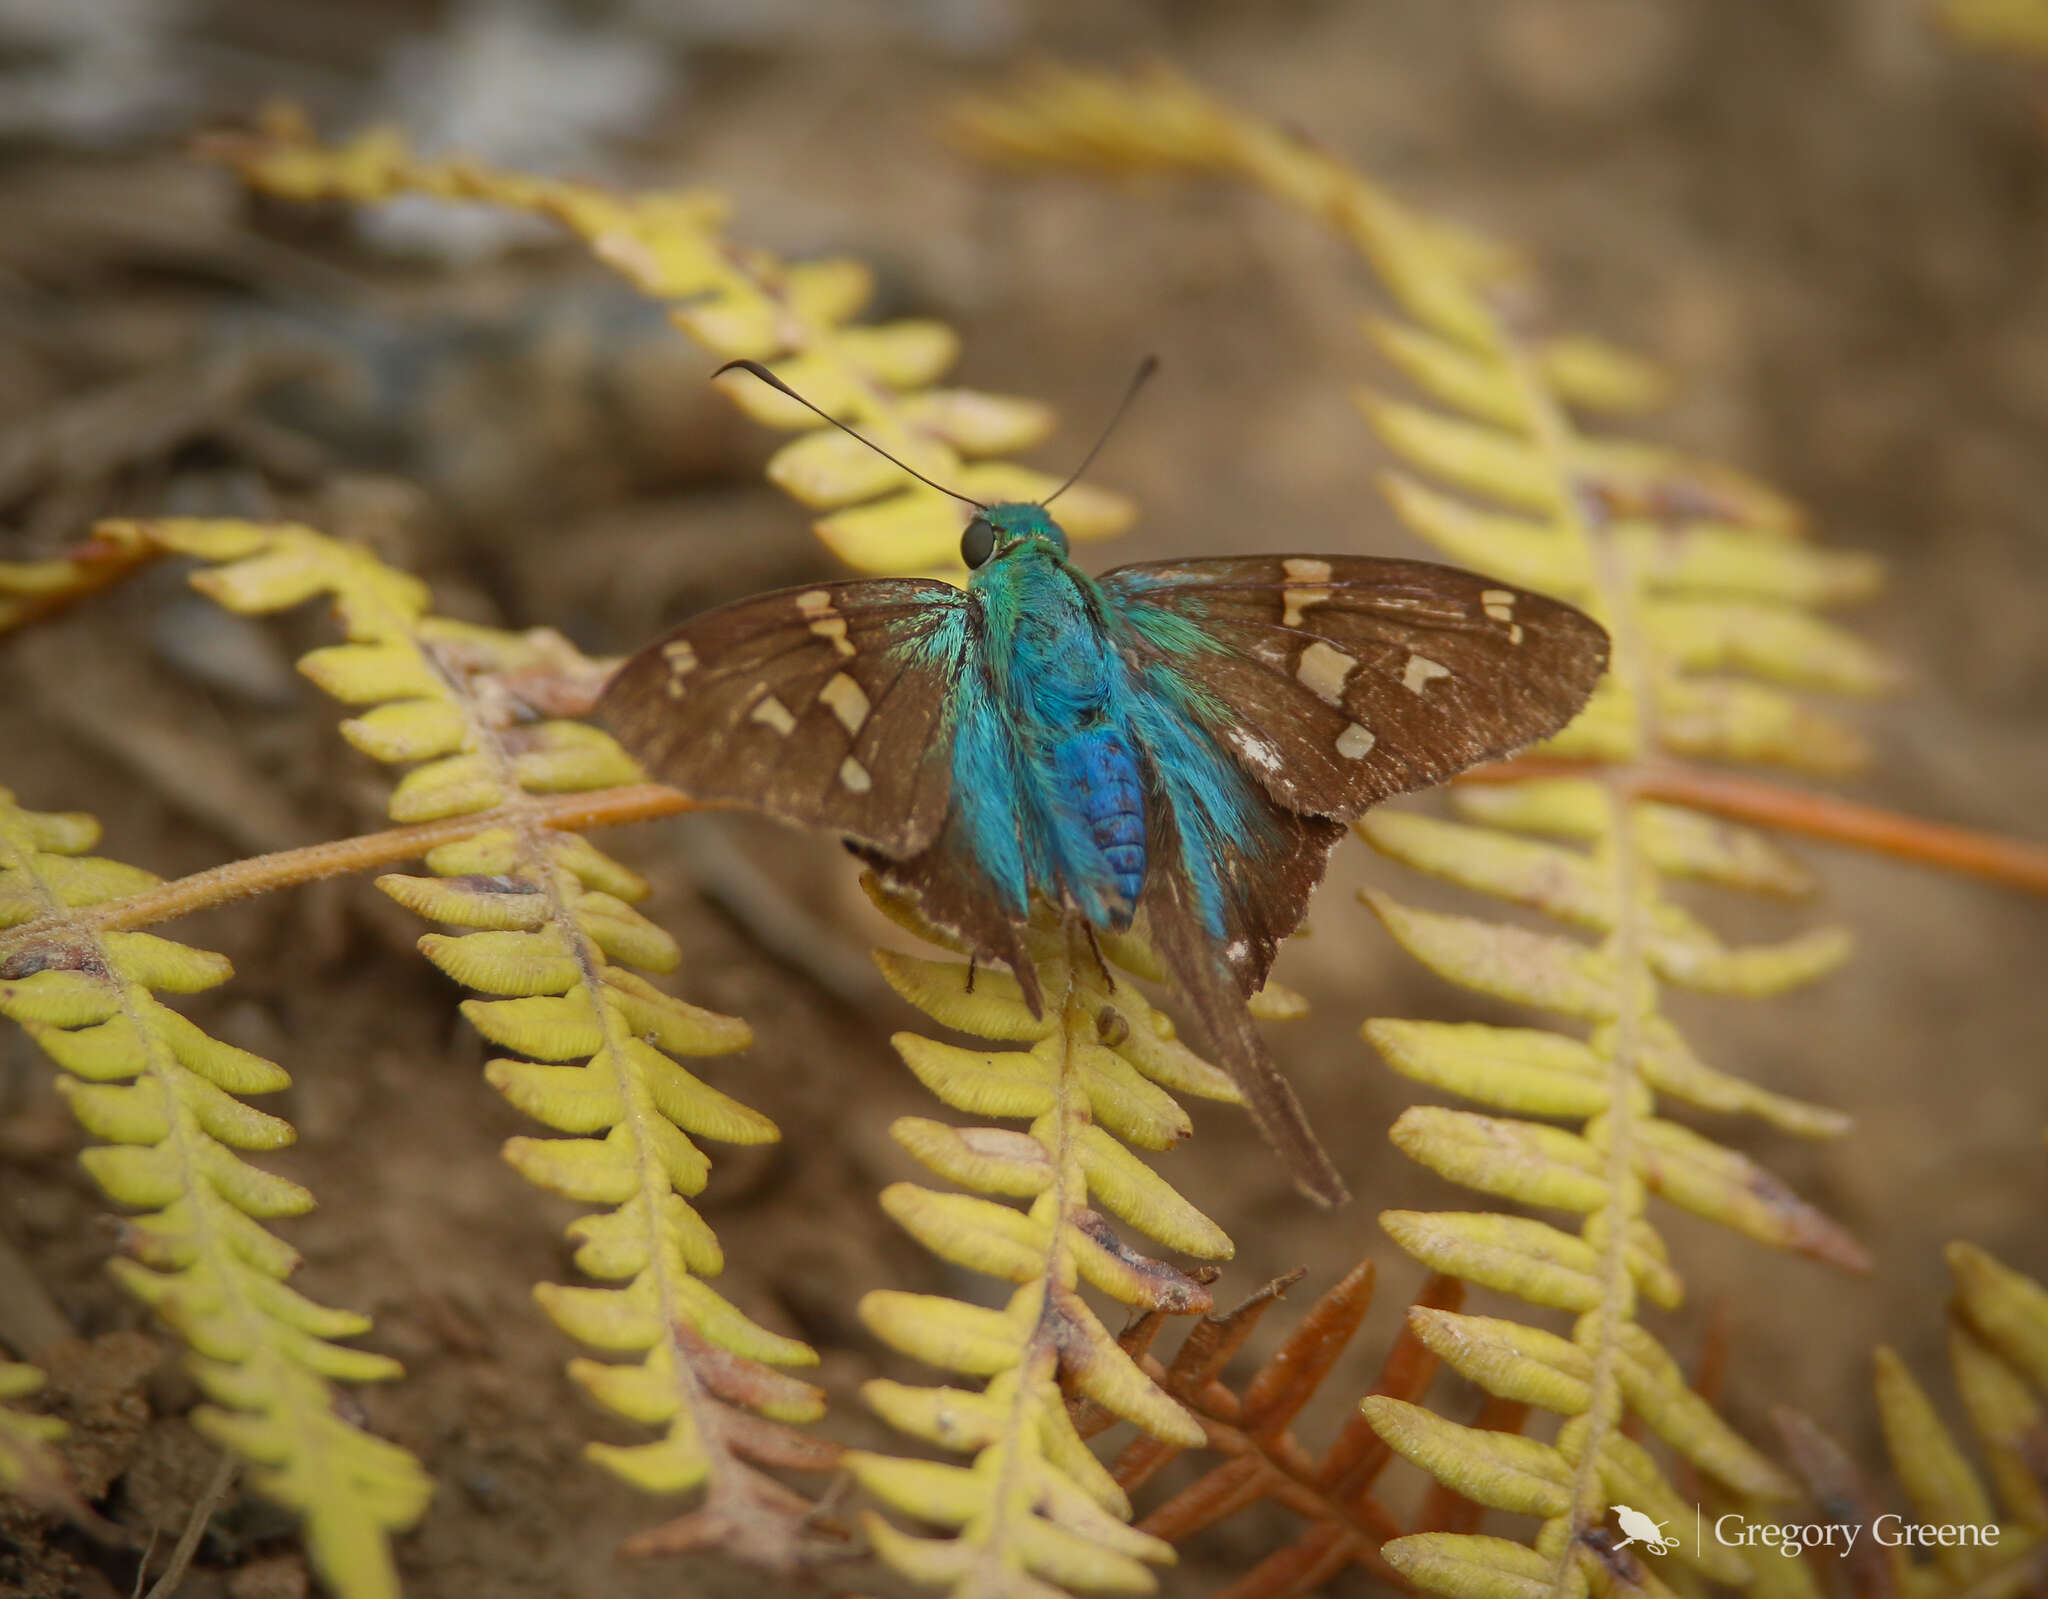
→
(595, 362, 1611, 1205)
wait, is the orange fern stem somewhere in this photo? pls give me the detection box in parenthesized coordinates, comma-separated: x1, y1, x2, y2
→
(1457, 758, 2048, 896)
(0, 783, 694, 948)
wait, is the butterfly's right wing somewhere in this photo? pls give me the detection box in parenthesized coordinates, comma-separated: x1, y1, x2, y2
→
(1102, 556, 1608, 820)
(595, 578, 969, 858)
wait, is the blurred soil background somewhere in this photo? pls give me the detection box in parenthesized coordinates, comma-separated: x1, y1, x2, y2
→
(1, 1, 2044, 1595)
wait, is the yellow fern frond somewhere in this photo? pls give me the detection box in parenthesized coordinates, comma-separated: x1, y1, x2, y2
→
(0, 786, 429, 1599)
(851, 881, 1240, 1597)
(0, 1361, 69, 1506)
(0, 520, 158, 634)
(959, 63, 1894, 1599)
(1772, 1244, 2048, 1599)
(208, 108, 1132, 579)
(93, 516, 831, 1564)
(1940, 0, 2048, 59)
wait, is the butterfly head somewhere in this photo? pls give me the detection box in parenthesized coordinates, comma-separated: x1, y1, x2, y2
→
(960, 502, 1069, 570)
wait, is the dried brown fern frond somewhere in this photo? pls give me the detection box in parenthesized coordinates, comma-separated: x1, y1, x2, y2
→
(1086, 1262, 1479, 1599)
(957, 62, 1899, 1599)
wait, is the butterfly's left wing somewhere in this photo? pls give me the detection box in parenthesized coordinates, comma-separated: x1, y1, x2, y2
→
(600, 577, 1049, 1014)
(595, 578, 968, 857)
(1103, 555, 1609, 822)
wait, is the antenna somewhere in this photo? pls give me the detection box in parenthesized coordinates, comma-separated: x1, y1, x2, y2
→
(712, 359, 984, 508)
(1042, 354, 1158, 506)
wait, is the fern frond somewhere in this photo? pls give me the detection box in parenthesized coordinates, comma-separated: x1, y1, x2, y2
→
(849, 880, 1248, 1597)
(0, 785, 429, 1599)
(957, 63, 1895, 1599)
(1772, 1244, 2048, 1599)
(1940, 0, 2048, 60)
(0, 520, 158, 634)
(0, 1361, 70, 1508)
(208, 107, 1132, 579)
(85, 516, 833, 1568)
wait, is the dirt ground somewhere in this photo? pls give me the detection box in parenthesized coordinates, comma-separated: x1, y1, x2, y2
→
(1, 2, 2044, 1596)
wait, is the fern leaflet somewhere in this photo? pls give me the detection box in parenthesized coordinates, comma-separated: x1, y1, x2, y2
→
(0, 1360, 69, 1509)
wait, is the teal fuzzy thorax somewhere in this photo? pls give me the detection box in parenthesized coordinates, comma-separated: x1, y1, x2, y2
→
(599, 496, 1607, 1205)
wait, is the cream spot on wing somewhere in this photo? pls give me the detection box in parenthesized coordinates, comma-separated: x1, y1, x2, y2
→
(1282, 589, 1332, 628)
(1403, 654, 1452, 694)
(1230, 728, 1285, 773)
(661, 639, 697, 698)
(795, 589, 836, 618)
(749, 692, 797, 735)
(819, 672, 870, 736)
(1481, 588, 1515, 609)
(839, 755, 873, 792)
(661, 639, 698, 674)
(1282, 588, 1332, 628)
(1225, 940, 1250, 963)
(1336, 722, 1377, 759)
(1279, 559, 1336, 627)
(1295, 640, 1357, 709)
(1509, 623, 1525, 645)
(809, 615, 856, 657)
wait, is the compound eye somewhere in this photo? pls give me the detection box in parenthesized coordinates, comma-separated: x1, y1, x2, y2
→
(960, 516, 997, 569)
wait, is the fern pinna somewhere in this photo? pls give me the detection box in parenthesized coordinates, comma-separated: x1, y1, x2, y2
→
(845, 883, 1243, 1594)
(0, 779, 431, 1599)
(961, 64, 1895, 1598)
(140, 517, 842, 1566)
(206, 104, 1134, 579)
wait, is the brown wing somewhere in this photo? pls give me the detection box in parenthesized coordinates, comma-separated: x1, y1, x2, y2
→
(1103, 556, 1609, 818)
(595, 578, 969, 856)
